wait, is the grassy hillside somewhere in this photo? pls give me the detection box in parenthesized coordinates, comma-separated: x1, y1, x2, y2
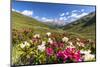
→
(63, 12, 96, 40)
(12, 12, 49, 29)
(12, 11, 64, 35)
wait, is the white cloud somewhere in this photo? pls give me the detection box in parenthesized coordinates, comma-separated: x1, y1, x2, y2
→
(21, 10, 33, 17)
(34, 16, 39, 20)
(60, 13, 65, 16)
(74, 12, 87, 19)
(59, 17, 63, 20)
(12, 8, 20, 13)
(41, 11, 88, 26)
(81, 9, 85, 12)
(60, 12, 69, 17)
(76, 12, 88, 18)
(59, 16, 67, 21)
(41, 17, 66, 26)
(59, 12, 69, 22)
(54, 19, 66, 26)
(72, 10, 77, 13)
(69, 9, 87, 20)
(12, 9, 15, 11)
(70, 13, 78, 17)
(69, 12, 88, 19)
(41, 17, 53, 22)
(66, 12, 88, 23)
(12, 8, 33, 17)
(41, 17, 46, 20)
(66, 12, 69, 15)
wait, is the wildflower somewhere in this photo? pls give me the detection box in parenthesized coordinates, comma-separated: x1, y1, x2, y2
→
(57, 48, 82, 62)
(76, 42, 85, 47)
(50, 41, 58, 48)
(19, 41, 30, 49)
(76, 42, 80, 46)
(68, 41, 73, 46)
(19, 43, 26, 49)
(80, 50, 95, 61)
(66, 44, 76, 48)
(32, 38, 38, 43)
(59, 42, 64, 48)
(67, 41, 75, 48)
(62, 37, 69, 43)
(64, 48, 82, 62)
(38, 45, 45, 52)
(72, 51, 82, 62)
(42, 41, 46, 46)
(46, 32, 51, 37)
(24, 41, 30, 47)
(80, 42, 84, 47)
(48, 38, 53, 44)
(80, 50, 91, 54)
(30, 40, 33, 44)
(76, 38, 80, 41)
(66, 46, 75, 49)
(88, 39, 92, 42)
(83, 54, 95, 61)
(37, 41, 46, 52)
(57, 50, 68, 62)
(34, 34, 40, 38)
(46, 48, 54, 56)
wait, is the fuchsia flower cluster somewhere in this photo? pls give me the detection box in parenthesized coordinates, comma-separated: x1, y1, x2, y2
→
(57, 48, 81, 62)
(46, 48, 54, 56)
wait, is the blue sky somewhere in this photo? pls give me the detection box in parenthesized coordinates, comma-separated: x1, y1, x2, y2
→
(12, 0, 96, 25)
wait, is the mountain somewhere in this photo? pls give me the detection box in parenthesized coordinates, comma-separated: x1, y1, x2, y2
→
(42, 20, 65, 28)
(62, 12, 96, 39)
(12, 11, 96, 39)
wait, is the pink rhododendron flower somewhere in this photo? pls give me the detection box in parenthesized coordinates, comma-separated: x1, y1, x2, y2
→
(46, 48, 54, 56)
(72, 51, 82, 62)
(57, 48, 82, 62)
(49, 41, 58, 48)
(64, 48, 82, 62)
(58, 42, 64, 48)
(57, 50, 68, 62)
(48, 38, 53, 43)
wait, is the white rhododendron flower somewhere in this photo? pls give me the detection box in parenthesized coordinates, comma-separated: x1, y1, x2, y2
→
(48, 38, 53, 44)
(30, 40, 33, 44)
(88, 39, 92, 42)
(66, 44, 76, 48)
(83, 54, 95, 61)
(38, 44, 45, 52)
(76, 42, 84, 47)
(76, 42, 80, 46)
(80, 42, 85, 47)
(19, 43, 26, 49)
(19, 41, 30, 49)
(34, 34, 40, 38)
(41, 41, 46, 46)
(24, 41, 30, 47)
(66, 41, 76, 48)
(38, 41, 46, 52)
(76, 38, 80, 41)
(46, 32, 51, 36)
(68, 41, 73, 46)
(80, 50, 91, 54)
(67, 45, 76, 48)
(62, 37, 69, 43)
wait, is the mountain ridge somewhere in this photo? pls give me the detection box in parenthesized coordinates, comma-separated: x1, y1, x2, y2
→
(12, 11, 96, 39)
